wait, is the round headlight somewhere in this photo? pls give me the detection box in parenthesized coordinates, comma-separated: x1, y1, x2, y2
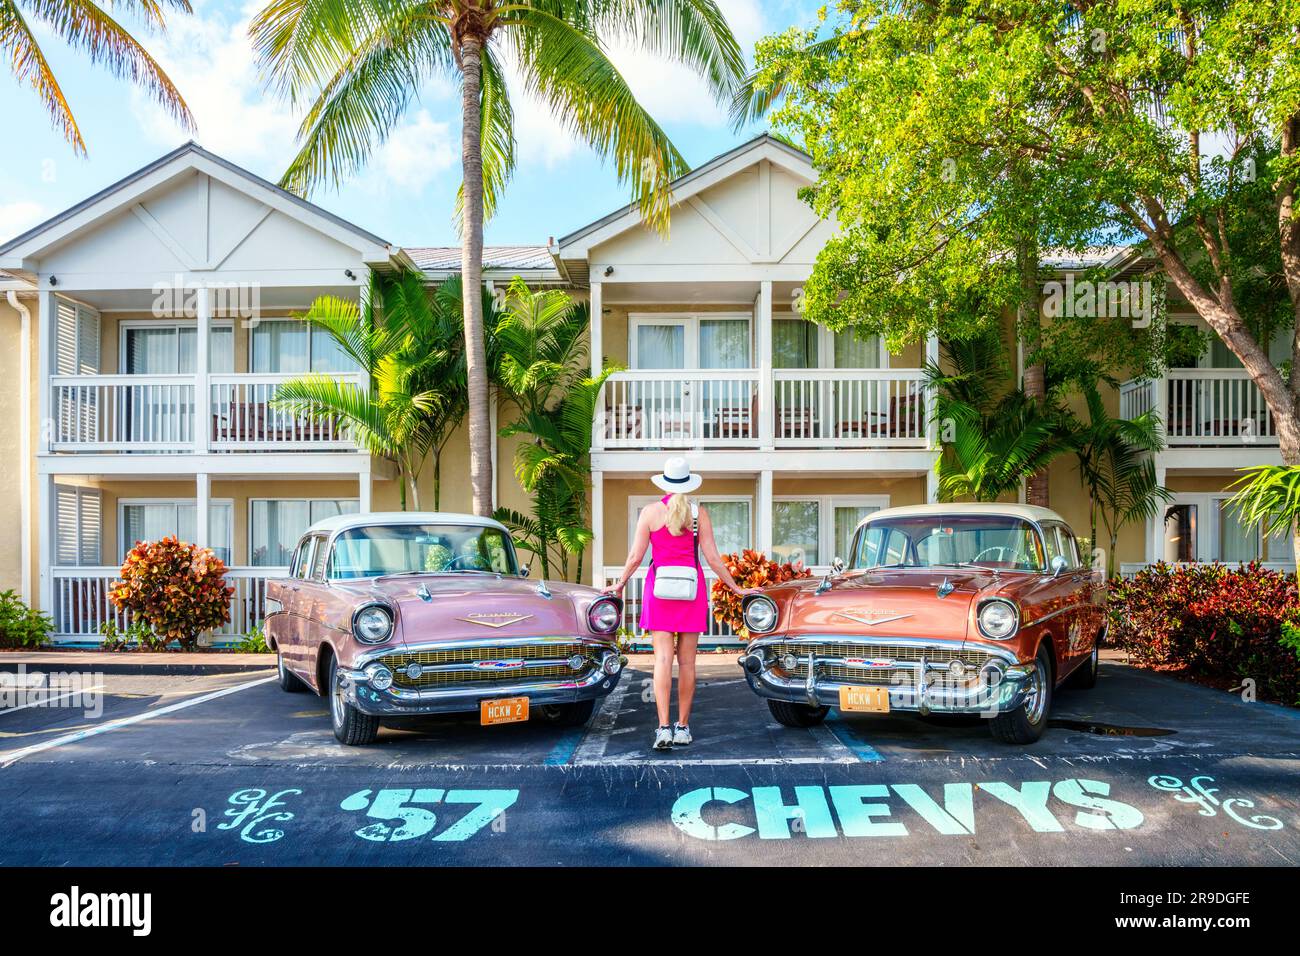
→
(978, 600, 1018, 640)
(353, 604, 394, 644)
(588, 598, 621, 633)
(743, 596, 779, 634)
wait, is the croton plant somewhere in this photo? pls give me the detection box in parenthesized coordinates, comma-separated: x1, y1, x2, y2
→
(711, 550, 812, 636)
(110, 537, 234, 650)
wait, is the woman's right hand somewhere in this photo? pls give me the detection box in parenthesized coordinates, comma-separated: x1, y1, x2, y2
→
(602, 581, 625, 596)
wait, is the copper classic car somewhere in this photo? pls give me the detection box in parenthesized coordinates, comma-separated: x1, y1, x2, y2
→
(738, 504, 1104, 744)
(265, 513, 625, 745)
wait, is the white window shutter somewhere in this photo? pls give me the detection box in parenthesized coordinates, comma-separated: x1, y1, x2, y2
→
(56, 301, 79, 375)
(56, 487, 79, 566)
(54, 486, 102, 567)
(80, 489, 102, 565)
(77, 307, 100, 373)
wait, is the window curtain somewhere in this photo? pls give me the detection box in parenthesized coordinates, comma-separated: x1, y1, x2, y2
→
(311, 326, 359, 373)
(706, 500, 751, 556)
(1218, 503, 1259, 562)
(773, 319, 818, 369)
(635, 324, 685, 369)
(252, 321, 309, 373)
(774, 500, 819, 566)
(126, 503, 232, 564)
(833, 330, 882, 368)
(699, 319, 750, 369)
(833, 505, 879, 563)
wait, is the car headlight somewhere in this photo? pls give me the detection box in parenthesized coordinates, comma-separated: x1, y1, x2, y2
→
(587, 597, 621, 633)
(353, 603, 394, 644)
(743, 595, 779, 634)
(977, 600, 1018, 640)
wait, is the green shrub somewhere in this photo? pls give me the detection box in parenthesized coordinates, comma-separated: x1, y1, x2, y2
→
(1108, 562, 1300, 705)
(99, 619, 168, 652)
(234, 624, 269, 654)
(0, 590, 52, 648)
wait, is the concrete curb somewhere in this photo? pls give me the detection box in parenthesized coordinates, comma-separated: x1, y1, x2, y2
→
(0, 652, 276, 676)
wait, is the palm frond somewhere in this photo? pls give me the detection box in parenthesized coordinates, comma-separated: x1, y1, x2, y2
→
(1, 0, 84, 152)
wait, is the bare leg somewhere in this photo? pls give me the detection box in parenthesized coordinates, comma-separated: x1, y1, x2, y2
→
(675, 632, 700, 726)
(651, 631, 675, 727)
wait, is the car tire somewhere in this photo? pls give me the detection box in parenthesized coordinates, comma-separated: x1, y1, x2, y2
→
(328, 655, 380, 746)
(277, 648, 306, 693)
(989, 643, 1053, 745)
(538, 699, 597, 727)
(1066, 642, 1100, 690)
(768, 699, 830, 728)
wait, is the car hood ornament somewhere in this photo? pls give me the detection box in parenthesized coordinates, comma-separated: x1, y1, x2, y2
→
(458, 612, 535, 628)
(832, 610, 913, 627)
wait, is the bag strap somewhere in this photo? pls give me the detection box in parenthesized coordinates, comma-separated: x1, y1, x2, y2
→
(691, 502, 700, 572)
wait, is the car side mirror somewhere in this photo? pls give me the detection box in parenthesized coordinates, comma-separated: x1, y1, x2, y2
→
(519, 566, 530, 578)
(1050, 554, 1069, 578)
(831, 557, 846, 573)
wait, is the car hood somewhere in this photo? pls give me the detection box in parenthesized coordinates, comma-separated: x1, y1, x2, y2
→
(772, 568, 1011, 643)
(331, 574, 608, 645)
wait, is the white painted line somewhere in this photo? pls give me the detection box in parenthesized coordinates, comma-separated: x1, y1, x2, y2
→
(0, 676, 275, 768)
(808, 722, 860, 761)
(0, 685, 104, 716)
(570, 676, 632, 765)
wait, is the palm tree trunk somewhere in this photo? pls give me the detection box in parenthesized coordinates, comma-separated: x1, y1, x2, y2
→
(432, 449, 442, 511)
(1018, 234, 1049, 507)
(459, 34, 493, 517)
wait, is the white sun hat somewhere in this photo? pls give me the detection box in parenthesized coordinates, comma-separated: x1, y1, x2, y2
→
(651, 456, 702, 494)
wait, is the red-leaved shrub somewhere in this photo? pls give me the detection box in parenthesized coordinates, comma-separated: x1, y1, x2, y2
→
(710, 550, 812, 635)
(110, 537, 234, 650)
(1108, 562, 1300, 705)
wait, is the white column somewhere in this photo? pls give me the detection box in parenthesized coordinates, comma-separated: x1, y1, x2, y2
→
(359, 466, 372, 514)
(589, 282, 603, 376)
(1146, 465, 1167, 564)
(37, 473, 53, 617)
(195, 285, 210, 454)
(757, 469, 773, 557)
(925, 468, 939, 504)
(590, 469, 604, 587)
(195, 472, 210, 549)
(757, 280, 774, 450)
(37, 290, 54, 454)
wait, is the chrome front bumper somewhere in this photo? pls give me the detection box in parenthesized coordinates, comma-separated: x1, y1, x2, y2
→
(339, 639, 626, 717)
(738, 636, 1035, 716)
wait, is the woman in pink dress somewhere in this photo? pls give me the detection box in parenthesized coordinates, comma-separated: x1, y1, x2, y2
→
(605, 457, 750, 751)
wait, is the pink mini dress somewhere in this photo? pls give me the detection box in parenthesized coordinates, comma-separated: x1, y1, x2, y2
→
(639, 495, 709, 634)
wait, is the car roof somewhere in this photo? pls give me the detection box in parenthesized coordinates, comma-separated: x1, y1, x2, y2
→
(305, 511, 511, 537)
(859, 502, 1066, 529)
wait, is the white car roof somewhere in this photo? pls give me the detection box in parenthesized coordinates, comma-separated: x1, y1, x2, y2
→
(859, 502, 1067, 530)
(305, 511, 510, 537)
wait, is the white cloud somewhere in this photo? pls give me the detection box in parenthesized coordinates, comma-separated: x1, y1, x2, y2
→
(366, 110, 456, 193)
(0, 201, 46, 240)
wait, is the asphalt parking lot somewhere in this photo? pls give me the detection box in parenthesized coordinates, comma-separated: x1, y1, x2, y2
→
(0, 654, 1297, 865)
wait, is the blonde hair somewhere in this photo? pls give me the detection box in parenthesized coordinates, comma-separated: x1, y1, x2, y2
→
(665, 493, 691, 536)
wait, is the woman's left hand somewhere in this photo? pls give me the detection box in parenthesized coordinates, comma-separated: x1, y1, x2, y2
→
(732, 585, 761, 597)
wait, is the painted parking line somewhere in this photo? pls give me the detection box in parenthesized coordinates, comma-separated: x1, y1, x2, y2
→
(0, 685, 104, 716)
(0, 676, 275, 768)
(823, 712, 884, 763)
(570, 677, 632, 766)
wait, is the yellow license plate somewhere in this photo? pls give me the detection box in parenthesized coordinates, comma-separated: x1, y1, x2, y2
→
(839, 686, 890, 714)
(481, 696, 530, 726)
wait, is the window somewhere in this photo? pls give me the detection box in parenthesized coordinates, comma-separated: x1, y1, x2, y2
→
(310, 536, 330, 579)
(629, 314, 752, 370)
(120, 500, 233, 565)
(121, 323, 234, 374)
(773, 496, 887, 568)
(629, 496, 752, 566)
(250, 499, 359, 567)
(1217, 502, 1260, 562)
(291, 537, 315, 579)
(251, 320, 358, 374)
(769, 314, 885, 370)
(853, 515, 1045, 571)
(328, 524, 517, 579)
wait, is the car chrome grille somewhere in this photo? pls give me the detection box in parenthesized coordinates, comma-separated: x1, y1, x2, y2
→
(380, 642, 597, 689)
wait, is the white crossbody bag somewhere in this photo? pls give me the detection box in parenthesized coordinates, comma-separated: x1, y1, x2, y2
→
(651, 503, 700, 602)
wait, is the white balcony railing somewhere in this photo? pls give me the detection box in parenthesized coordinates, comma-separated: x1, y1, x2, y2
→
(773, 369, 928, 447)
(49, 373, 362, 453)
(597, 368, 930, 451)
(49, 566, 287, 643)
(599, 370, 760, 448)
(1120, 370, 1277, 446)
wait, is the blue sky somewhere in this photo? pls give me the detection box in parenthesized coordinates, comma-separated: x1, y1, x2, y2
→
(0, 0, 820, 250)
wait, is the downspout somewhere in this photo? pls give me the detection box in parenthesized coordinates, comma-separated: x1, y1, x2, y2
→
(6, 290, 32, 603)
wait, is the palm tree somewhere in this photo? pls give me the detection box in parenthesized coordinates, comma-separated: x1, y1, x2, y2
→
(928, 332, 1074, 503)
(492, 278, 613, 579)
(3, 0, 194, 154)
(250, 0, 745, 519)
(1227, 465, 1300, 582)
(272, 272, 484, 509)
(1070, 370, 1170, 576)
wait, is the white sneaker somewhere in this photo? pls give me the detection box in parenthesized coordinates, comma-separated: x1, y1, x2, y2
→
(672, 723, 692, 746)
(652, 726, 674, 751)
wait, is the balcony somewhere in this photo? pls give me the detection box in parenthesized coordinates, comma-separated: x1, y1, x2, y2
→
(48, 372, 362, 453)
(1120, 369, 1277, 446)
(596, 368, 930, 451)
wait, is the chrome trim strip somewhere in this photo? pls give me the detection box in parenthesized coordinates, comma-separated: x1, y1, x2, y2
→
(355, 635, 617, 668)
(1022, 605, 1072, 628)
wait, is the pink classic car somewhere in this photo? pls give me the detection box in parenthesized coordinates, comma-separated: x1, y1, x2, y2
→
(265, 512, 626, 745)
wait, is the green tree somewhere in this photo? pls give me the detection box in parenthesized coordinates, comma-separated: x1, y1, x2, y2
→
(1069, 369, 1171, 577)
(753, 0, 1300, 501)
(3, 0, 194, 153)
(250, 0, 745, 519)
(1227, 465, 1300, 582)
(273, 272, 494, 509)
(929, 333, 1075, 503)
(492, 278, 612, 580)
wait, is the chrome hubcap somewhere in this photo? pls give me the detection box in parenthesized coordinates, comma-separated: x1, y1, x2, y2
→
(1022, 660, 1048, 724)
(330, 668, 345, 728)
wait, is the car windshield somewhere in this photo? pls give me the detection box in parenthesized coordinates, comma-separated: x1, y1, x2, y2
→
(851, 515, 1045, 572)
(328, 524, 518, 579)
